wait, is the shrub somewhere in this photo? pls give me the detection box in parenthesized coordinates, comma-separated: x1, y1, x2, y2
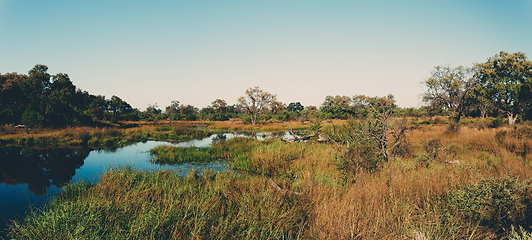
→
(20, 109, 43, 127)
(448, 177, 532, 232)
(490, 118, 505, 128)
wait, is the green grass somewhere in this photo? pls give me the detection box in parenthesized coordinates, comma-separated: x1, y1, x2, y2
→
(149, 146, 217, 164)
(8, 168, 310, 240)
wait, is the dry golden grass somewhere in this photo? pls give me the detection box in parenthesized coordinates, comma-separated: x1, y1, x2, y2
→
(300, 123, 532, 239)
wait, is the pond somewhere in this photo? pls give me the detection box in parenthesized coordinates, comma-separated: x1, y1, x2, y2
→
(0, 131, 294, 237)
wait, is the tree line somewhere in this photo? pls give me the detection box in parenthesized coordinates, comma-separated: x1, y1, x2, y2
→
(422, 51, 532, 125)
(0, 65, 136, 127)
(1, 51, 530, 127)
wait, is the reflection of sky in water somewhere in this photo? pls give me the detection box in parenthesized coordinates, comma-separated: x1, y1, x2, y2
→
(72, 140, 232, 183)
(73, 131, 292, 183)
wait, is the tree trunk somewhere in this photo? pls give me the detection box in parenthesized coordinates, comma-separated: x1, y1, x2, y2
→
(479, 105, 487, 119)
(508, 112, 518, 125)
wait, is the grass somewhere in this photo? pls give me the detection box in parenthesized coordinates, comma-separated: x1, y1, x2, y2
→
(8, 168, 310, 240)
(7, 120, 532, 239)
(149, 146, 217, 164)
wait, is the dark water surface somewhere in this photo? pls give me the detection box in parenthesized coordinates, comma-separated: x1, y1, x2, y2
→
(0, 131, 292, 238)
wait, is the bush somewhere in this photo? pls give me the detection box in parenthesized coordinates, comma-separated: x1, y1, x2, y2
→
(20, 109, 43, 127)
(490, 118, 505, 128)
(448, 177, 532, 231)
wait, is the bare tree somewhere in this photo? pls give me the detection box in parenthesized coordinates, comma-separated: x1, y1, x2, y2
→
(237, 86, 277, 125)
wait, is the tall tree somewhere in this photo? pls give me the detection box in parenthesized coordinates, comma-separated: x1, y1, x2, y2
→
(211, 99, 228, 120)
(108, 95, 133, 116)
(165, 100, 180, 115)
(475, 51, 532, 125)
(44, 73, 77, 125)
(0, 73, 26, 122)
(24, 65, 52, 115)
(422, 66, 476, 123)
(237, 86, 277, 125)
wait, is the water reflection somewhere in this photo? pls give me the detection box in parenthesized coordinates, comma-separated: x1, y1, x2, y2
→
(0, 146, 89, 195)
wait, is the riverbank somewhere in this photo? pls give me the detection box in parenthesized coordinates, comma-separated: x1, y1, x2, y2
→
(0, 123, 212, 149)
(6, 121, 532, 239)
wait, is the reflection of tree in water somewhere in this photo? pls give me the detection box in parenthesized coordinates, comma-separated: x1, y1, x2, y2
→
(0, 146, 90, 195)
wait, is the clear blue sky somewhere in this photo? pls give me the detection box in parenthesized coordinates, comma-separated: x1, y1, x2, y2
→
(1, 0, 531, 110)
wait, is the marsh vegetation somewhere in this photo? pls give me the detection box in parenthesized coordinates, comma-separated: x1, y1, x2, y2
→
(5, 119, 532, 239)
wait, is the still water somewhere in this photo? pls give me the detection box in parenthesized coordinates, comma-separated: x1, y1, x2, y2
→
(0, 131, 291, 237)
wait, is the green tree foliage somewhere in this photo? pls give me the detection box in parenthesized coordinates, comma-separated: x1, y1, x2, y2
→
(323, 95, 401, 174)
(211, 99, 229, 120)
(475, 51, 532, 125)
(0, 72, 26, 123)
(0, 65, 135, 126)
(287, 102, 304, 112)
(165, 100, 180, 115)
(422, 66, 476, 124)
(320, 95, 353, 119)
(237, 87, 277, 125)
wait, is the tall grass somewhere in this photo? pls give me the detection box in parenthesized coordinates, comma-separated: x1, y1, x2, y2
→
(8, 168, 310, 239)
(8, 121, 532, 239)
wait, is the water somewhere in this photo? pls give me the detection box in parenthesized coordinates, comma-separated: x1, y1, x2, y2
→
(0, 131, 293, 237)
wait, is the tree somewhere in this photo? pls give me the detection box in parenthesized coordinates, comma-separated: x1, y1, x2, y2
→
(470, 83, 492, 119)
(237, 86, 277, 125)
(211, 99, 228, 120)
(475, 51, 532, 125)
(422, 66, 476, 124)
(179, 104, 198, 121)
(165, 101, 180, 115)
(287, 102, 304, 112)
(0, 72, 26, 122)
(269, 100, 286, 114)
(145, 103, 162, 115)
(320, 95, 353, 119)
(364, 95, 397, 163)
(44, 73, 77, 125)
(25, 65, 51, 112)
(108, 95, 133, 116)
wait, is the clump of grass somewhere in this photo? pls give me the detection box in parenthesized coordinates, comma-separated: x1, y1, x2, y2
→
(8, 168, 311, 239)
(149, 145, 217, 164)
(210, 137, 259, 159)
(232, 138, 305, 176)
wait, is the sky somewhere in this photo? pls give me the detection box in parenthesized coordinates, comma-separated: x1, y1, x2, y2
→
(1, 0, 531, 110)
